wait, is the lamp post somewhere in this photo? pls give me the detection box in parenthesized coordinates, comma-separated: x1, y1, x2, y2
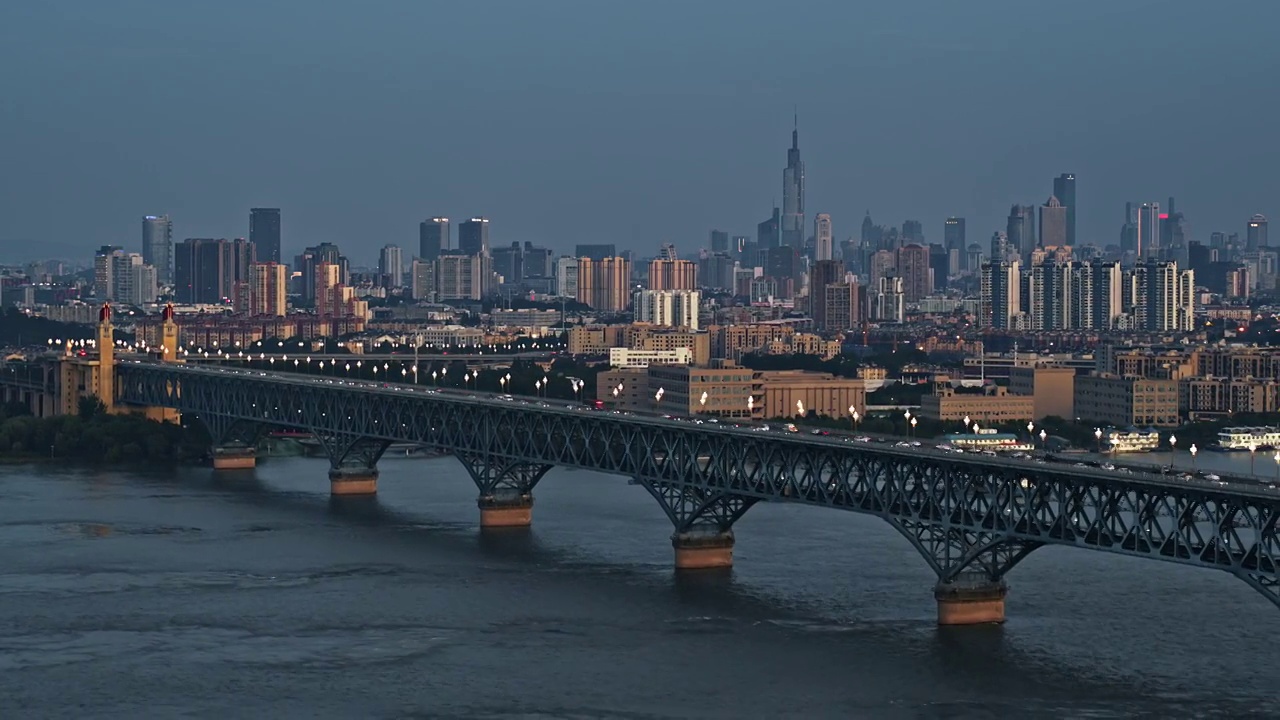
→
(700, 391, 708, 414)
(910, 416, 918, 437)
(748, 395, 755, 418)
(654, 387, 665, 413)
(1274, 451, 1279, 482)
(1027, 422, 1035, 442)
(1169, 434, 1177, 470)
(797, 400, 805, 418)
(1250, 444, 1258, 476)
(963, 414, 971, 433)
(1039, 428, 1046, 451)
(500, 376, 507, 393)
(535, 379, 542, 398)
(1189, 443, 1198, 470)
(849, 406, 858, 433)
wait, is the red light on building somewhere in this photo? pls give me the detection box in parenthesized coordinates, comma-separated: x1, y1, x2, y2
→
(1159, 213, 1169, 220)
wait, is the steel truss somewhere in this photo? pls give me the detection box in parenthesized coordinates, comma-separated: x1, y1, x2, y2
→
(114, 363, 1280, 609)
(457, 453, 552, 506)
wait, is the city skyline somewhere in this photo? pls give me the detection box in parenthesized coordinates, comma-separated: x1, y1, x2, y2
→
(2, 2, 1278, 263)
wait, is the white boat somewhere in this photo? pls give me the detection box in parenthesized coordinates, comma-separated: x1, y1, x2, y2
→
(1102, 429, 1160, 454)
(1215, 427, 1280, 451)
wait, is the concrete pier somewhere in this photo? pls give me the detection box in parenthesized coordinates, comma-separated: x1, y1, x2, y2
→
(935, 582, 1007, 625)
(478, 494, 533, 528)
(329, 467, 378, 496)
(672, 530, 735, 570)
(211, 446, 256, 470)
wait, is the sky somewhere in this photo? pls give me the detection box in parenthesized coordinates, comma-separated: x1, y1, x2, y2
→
(2, 0, 1278, 266)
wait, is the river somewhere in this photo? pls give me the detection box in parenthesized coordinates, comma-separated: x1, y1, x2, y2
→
(0, 456, 1277, 719)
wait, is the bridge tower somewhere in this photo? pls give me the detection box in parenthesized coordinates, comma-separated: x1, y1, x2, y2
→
(96, 302, 115, 411)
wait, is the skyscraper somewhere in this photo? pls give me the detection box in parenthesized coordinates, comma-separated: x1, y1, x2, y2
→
(1039, 196, 1068, 249)
(943, 217, 966, 254)
(174, 238, 255, 304)
(142, 215, 173, 285)
(1247, 214, 1269, 250)
(979, 261, 1022, 329)
(809, 259, 844, 330)
(758, 207, 781, 250)
(781, 120, 805, 249)
(1136, 203, 1160, 258)
(647, 259, 697, 291)
(710, 230, 730, 253)
(249, 208, 281, 264)
(419, 217, 449, 261)
(378, 244, 403, 287)
(895, 244, 931, 302)
(576, 257, 631, 312)
(459, 217, 490, 256)
(1053, 173, 1077, 246)
(813, 213, 833, 261)
(1007, 205, 1036, 259)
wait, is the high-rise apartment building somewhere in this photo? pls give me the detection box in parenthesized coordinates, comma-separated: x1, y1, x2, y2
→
(944, 217, 966, 254)
(781, 123, 805, 249)
(249, 262, 288, 316)
(419, 217, 449, 261)
(294, 243, 346, 302)
(901, 220, 925, 244)
(142, 215, 173, 285)
(94, 245, 123, 299)
(647, 259, 697, 291)
(458, 217, 490, 256)
(823, 280, 862, 332)
(813, 213, 833, 261)
(492, 242, 525, 285)
(555, 256, 579, 298)
(979, 261, 1022, 329)
(895, 244, 931, 302)
(105, 252, 156, 305)
(1039, 196, 1068, 249)
(872, 276, 905, 323)
(1136, 261, 1195, 331)
(249, 208, 281, 264)
(633, 289, 700, 329)
(410, 260, 434, 301)
(1248, 214, 1269, 250)
(1053, 173, 1077, 246)
(378, 244, 403, 287)
(576, 257, 631, 312)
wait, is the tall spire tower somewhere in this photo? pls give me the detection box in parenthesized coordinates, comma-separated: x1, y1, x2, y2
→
(781, 115, 805, 249)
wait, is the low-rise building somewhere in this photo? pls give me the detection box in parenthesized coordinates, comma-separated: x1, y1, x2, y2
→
(753, 371, 865, 421)
(919, 386, 1035, 424)
(1074, 374, 1179, 428)
(608, 347, 692, 368)
(1008, 364, 1076, 421)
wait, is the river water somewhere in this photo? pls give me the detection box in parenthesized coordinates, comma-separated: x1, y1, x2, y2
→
(1, 456, 1277, 719)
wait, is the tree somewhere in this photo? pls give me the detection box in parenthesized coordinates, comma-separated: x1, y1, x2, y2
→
(77, 395, 107, 420)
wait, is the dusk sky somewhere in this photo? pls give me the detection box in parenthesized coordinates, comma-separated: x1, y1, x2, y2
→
(3, 1, 1278, 265)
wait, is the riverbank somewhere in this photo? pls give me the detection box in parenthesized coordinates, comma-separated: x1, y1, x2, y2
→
(0, 408, 208, 465)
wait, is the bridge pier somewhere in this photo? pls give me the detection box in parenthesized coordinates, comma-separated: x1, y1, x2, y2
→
(211, 444, 256, 470)
(478, 490, 534, 528)
(934, 581, 1008, 626)
(329, 467, 378, 496)
(672, 529, 735, 570)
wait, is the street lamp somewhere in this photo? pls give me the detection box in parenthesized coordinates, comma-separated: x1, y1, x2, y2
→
(963, 414, 971, 432)
(654, 387, 665, 412)
(500, 376, 507, 392)
(910, 416, 918, 437)
(1169, 434, 1178, 470)
(1039, 428, 1047, 450)
(748, 395, 755, 416)
(1274, 451, 1280, 482)
(700, 391, 708, 413)
(1250, 444, 1258, 476)
(535, 379, 542, 397)
(797, 400, 805, 417)
(432, 370, 438, 385)
(1189, 443, 1198, 470)
(1095, 427, 1103, 453)
(849, 406, 858, 433)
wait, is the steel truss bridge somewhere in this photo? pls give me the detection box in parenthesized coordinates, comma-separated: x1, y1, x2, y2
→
(69, 360, 1280, 622)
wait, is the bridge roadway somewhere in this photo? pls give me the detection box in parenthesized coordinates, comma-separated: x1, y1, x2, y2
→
(105, 359, 1280, 624)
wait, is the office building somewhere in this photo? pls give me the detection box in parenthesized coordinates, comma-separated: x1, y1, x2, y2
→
(574, 244, 617, 261)
(1039, 196, 1068, 249)
(1136, 202, 1160, 258)
(492, 242, 525, 285)
(410, 259, 434, 301)
(435, 254, 489, 301)
(944, 217, 966, 254)
(555, 256, 579, 297)
(1248, 214, 1269, 250)
(248, 262, 288, 317)
(1053, 173, 1077, 246)
(294, 243, 346, 302)
(823, 280, 862, 333)
(1007, 205, 1036, 259)
(458, 217, 490, 256)
(249, 208, 281, 264)
(757, 207, 781, 250)
(142, 215, 173, 285)
(710, 230, 730, 253)
(896, 244, 931, 302)
(809, 259, 844, 330)
(419, 217, 449, 261)
(174, 238, 255, 305)
(813, 213, 833, 261)
(93, 245, 123, 299)
(979, 261, 1022, 329)
(378, 244, 403, 287)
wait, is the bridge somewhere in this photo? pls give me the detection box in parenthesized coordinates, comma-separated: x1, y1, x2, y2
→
(103, 359, 1280, 626)
(4, 306, 1280, 625)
